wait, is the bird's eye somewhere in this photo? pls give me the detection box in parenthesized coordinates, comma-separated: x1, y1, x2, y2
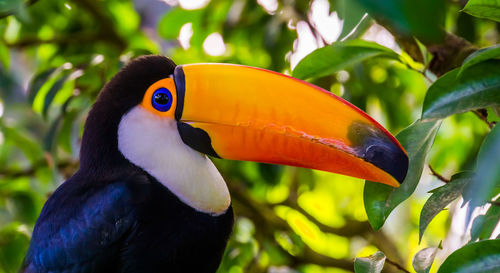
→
(152, 88, 173, 112)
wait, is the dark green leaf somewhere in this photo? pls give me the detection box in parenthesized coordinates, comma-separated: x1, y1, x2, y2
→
(413, 246, 439, 273)
(8, 191, 37, 224)
(466, 125, 500, 218)
(470, 205, 500, 242)
(463, 0, 500, 23)
(292, 40, 399, 80)
(43, 115, 63, 152)
(337, 0, 368, 41)
(0, 0, 29, 21)
(354, 251, 386, 273)
(364, 120, 441, 230)
(27, 68, 57, 104)
(419, 172, 473, 241)
(438, 239, 500, 273)
(58, 109, 79, 154)
(422, 60, 500, 121)
(258, 163, 283, 185)
(459, 44, 500, 77)
(355, 0, 445, 43)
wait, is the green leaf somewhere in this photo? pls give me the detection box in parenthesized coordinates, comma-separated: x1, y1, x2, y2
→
(364, 120, 441, 230)
(459, 44, 500, 77)
(158, 7, 204, 39)
(27, 68, 57, 104)
(422, 60, 500, 121)
(466, 125, 500, 217)
(1, 125, 43, 163)
(354, 251, 386, 273)
(355, 0, 445, 42)
(42, 74, 70, 118)
(419, 172, 473, 241)
(292, 40, 399, 80)
(438, 239, 500, 273)
(463, 0, 500, 23)
(0, 222, 30, 273)
(413, 246, 439, 273)
(0, 42, 9, 69)
(470, 205, 500, 242)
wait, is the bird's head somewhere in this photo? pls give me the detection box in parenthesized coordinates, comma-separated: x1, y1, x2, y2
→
(80, 55, 408, 215)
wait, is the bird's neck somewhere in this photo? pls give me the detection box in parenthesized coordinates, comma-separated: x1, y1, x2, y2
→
(79, 100, 136, 181)
(117, 106, 231, 215)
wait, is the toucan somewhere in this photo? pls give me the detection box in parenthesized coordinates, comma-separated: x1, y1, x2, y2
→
(21, 55, 408, 273)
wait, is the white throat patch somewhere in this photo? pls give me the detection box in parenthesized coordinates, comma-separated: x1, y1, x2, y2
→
(117, 106, 230, 215)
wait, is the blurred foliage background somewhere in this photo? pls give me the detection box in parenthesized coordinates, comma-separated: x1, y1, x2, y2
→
(0, 0, 499, 272)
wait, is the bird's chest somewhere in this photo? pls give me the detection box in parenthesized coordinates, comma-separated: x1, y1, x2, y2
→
(121, 179, 234, 273)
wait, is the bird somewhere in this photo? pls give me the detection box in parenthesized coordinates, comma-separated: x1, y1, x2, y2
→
(21, 55, 408, 273)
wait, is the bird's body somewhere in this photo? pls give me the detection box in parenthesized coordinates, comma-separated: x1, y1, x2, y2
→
(21, 55, 408, 272)
(23, 169, 233, 273)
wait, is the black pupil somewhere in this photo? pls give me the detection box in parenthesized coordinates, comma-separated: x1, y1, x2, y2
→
(154, 92, 169, 105)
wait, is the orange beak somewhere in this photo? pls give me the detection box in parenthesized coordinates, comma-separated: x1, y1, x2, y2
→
(173, 64, 408, 187)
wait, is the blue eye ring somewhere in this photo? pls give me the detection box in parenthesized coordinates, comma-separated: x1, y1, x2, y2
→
(152, 88, 173, 112)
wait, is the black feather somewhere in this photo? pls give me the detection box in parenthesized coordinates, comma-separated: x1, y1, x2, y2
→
(22, 56, 234, 273)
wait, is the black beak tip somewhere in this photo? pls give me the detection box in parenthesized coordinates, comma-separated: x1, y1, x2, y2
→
(364, 142, 409, 184)
(348, 121, 409, 185)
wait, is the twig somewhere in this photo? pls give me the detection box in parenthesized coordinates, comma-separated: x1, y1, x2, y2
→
(385, 257, 411, 273)
(429, 165, 450, 183)
(473, 109, 496, 129)
(488, 201, 500, 207)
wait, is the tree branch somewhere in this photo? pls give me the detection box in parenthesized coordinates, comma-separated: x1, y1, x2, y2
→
(375, 19, 477, 77)
(473, 109, 496, 129)
(429, 165, 450, 183)
(0, 159, 78, 179)
(385, 257, 411, 273)
(488, 201, 500, 207)
(425, 32, 477, 76)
